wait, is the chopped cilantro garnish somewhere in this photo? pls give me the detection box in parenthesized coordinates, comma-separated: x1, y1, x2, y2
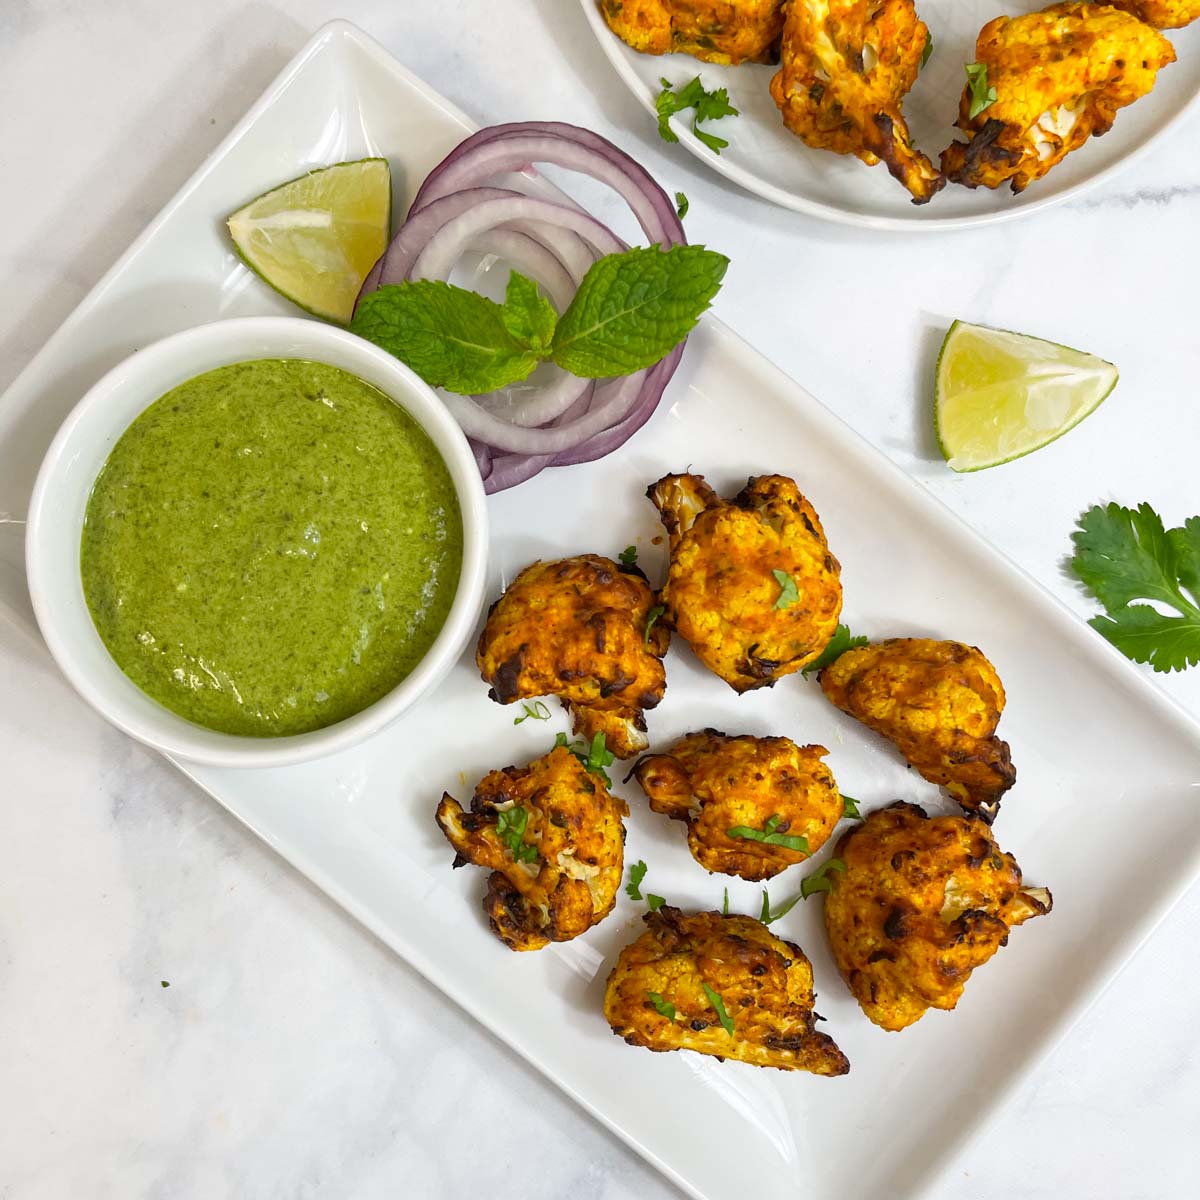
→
(647, 991, 676, 1019)
(655, 75, 739, 154)
(800, 858, 848, 899)
(554, 730, 616, 785)
(644, 604, 666, 647)
(722, 886, 730, 915)
(495, 806, 539, 864)
(646, 893, 666, 911)
(619, 544, 638, 567)
(772, 569, 799, 610)
(675, 191, 689, 218)
(702, 983, 735, 1035)
(513, 700, 551, 725)
(841, 793, 863, 820)
(727, 814, 809, 854)
(965, 62, 997, 120)
(921, 32, 933, 71)
(626, 859, 648, 901)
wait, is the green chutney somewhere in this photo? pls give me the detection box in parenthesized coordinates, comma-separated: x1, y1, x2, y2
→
(81, 359, 463, 737)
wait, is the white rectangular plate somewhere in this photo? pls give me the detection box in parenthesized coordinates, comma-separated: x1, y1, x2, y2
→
(3, 22, 1199, 1200)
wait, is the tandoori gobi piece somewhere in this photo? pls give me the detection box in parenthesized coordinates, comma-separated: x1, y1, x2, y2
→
(435, 745, 628, 951)
(1107, 0, 1200, 28)
(598, 0, 785, 65)
(769, 0, 944, 204)
(819, 638, 1015, 822)
(476, 554, 669, 758)
(823, 801, 1052, 1031)
(632, 730, 843, 880)
(648, 473, 842, 691)
(940, 3, 1175, 194)
(605, 906, 850, 1072)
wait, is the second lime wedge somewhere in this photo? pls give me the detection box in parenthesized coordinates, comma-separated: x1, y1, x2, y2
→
(226, 159, 391, 325)
(935, 321, 1118, 472)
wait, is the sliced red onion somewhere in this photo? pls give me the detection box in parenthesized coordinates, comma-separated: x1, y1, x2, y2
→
(469, 229, 576, 312)
(482, 381, 598, 494)
(409, 195, 623, 284)
(476, 370, 591, 428)
(409, 123, 685, 249)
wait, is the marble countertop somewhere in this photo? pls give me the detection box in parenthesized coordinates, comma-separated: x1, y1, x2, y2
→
(2, 3, 1198, 1197)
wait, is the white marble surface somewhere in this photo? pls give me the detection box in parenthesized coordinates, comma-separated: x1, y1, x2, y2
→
(2, 2, 1199, 1197)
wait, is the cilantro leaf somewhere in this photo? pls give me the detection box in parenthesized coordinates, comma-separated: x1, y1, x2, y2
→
(646, 893, 666, 911)
(351, 280, 539, 395)
(965, 62, 997, 120)
(1070, 502, 1200, 672)
(626, 859, 648, 901)
(728, 814, 809, 854)
(501, 271, 557, 353)
(702, 983, 735, 1035)
(647, 991, 676, 1019)
(800, 858, 848, 900)
(495, 806, 539, 864)
(772, 569, 799, 610)
(802, 623, 869, 677)
(675, 191, 689, 219)
(920, 33, 933, 71)
(840, 793, 863, 820)
(655, 76, 739, 154)
(644, 604, 666, 647)
(555, 731, 616, 785)
(550, 245, 728, 379)
(513, 700, 551, 725)
(619, 545, 638, 567)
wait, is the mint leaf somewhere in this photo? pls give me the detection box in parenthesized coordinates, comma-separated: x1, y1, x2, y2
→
(351, 281, 538, 395)
(921, 33, 933, 71)
(502, 271, 557, 353)
(647, 991, 676, 1019)
(802, 624, 869, 677)
(702, 983, 734, 1035)
(965, 62, 997, 120)
(551, 245, 727, 378)
(1070, 502, 1200, 673)
(626, 859, 647, 901)
(772, 569, 799, 610)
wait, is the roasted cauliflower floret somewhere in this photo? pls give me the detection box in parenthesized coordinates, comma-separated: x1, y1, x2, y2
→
(1108, 0, 1200, 28)
(820, 638, 1015, 822)
(598, 0, 785, 65)
(649, 473, 842, 691)
(605, 907, 849, 1073)
(940, 3, 1175, 194)
(632, 730, 843, 880)
(823, 802, 1052, 1031)
(476, 554, 669, 759)
(769, 0, 944, 203)
(435, 745, 628, 951)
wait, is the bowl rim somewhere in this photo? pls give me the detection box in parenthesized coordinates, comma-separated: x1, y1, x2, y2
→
(24, 316, 489, 768)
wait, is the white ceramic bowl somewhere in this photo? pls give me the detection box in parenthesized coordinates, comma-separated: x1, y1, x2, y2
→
(25, 317, 489, 768)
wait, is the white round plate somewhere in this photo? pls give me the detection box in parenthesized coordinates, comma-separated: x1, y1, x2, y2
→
(580, 0, 1200, 229)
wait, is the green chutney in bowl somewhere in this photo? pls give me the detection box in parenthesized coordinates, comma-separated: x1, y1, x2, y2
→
(80, 358, 463, 737)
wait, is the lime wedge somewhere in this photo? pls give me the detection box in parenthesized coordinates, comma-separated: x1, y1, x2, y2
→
(934, 320, 1118, 472)
(226, 159, 391, 324)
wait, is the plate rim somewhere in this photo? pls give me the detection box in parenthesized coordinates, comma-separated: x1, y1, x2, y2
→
(577, 0, 1200, 232)
(4, 17, 1200, 1200)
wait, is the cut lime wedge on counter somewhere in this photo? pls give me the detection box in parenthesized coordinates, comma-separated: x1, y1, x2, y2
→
(226, 159, 391, 324)
(934, 320, 1118, 472)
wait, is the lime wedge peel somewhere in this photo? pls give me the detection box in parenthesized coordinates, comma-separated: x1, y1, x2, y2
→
(934, 320, 1118, 473)
(226, 158, 392, 325)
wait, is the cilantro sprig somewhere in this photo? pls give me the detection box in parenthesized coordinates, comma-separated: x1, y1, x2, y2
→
(656, 76, 739, 154)
(702, 983, 735, 1034)
(800, 858, 847, 899)
(555, 731, 616, 785)
(727, 814, 809, 854)
(965, 62, 997, 120)
(1070, 501, 1200, 672)
(802, 623, 868, 677)
(351, 244, 728, 396)
(495, 806, 539, 864)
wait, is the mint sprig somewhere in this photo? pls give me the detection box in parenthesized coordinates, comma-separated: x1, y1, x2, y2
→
(351, 245, 727, 395)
